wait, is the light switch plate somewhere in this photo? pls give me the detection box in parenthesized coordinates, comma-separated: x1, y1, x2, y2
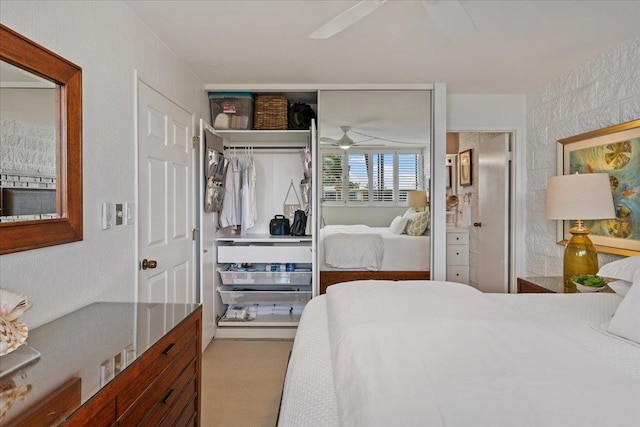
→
(124, 202, 135, 225)
(102, 202, 115, 229)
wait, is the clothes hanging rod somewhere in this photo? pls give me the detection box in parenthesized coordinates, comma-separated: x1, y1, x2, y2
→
(223, 145, 305, 150)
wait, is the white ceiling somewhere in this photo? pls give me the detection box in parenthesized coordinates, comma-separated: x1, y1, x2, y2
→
(126, 0, 640, 94)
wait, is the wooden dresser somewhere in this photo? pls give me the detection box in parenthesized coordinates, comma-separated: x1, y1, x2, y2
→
(1, 303, 202, 426)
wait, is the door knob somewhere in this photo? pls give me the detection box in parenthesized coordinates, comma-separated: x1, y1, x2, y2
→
(141, 259, 157, 270)
(473, 222, 482, 227)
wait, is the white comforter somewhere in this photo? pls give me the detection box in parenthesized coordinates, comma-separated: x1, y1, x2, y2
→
(321, 225, 384, 271)
(326, 281, 640, 427)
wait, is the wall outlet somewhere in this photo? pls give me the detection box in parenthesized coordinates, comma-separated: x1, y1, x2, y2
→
(124, 202, 135, 225)
(102, 202, 115, 229)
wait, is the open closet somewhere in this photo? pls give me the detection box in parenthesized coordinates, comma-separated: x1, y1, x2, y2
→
(204, 91, 318, 339)
(202, 86, 442, 339)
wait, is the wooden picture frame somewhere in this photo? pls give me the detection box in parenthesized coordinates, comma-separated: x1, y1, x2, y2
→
(556, 119, 640, 256)
(459, 149, 472, 186)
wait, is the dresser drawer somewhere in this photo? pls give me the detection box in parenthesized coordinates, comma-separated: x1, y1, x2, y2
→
(447, 267, 469, 284)
(218, 244, 312, 263)
(446, 232, 469, 245)
(8, 377, 82, 427)
(160, 377, 198, 426)
(118, 337, 198, 425)
(116, 313, 199, 416)
(446, 245, 469, 266)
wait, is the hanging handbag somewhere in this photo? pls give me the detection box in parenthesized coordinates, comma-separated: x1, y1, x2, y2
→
(283, 180, 301, 219)
(269, 214, 290, 235)
(290, 209, 307, 236)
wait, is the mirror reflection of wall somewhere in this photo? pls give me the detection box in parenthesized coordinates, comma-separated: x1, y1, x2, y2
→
(446, 133, 459, 224)
(0, 60, 58, 220)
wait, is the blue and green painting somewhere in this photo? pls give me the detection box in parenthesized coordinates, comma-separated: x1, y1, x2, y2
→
(569, 138, 640, 240)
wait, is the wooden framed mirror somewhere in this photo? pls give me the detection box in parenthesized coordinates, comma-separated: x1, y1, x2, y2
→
(0, 24, 82, 254)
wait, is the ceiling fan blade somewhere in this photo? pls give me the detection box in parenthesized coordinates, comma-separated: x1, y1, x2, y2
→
(422, 0, 476, 40)
(320, 137, 339, 144)
(309, 0, 386, 39)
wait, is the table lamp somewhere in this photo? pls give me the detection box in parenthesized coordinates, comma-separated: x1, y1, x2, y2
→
(545, 173, 616, 290)
(407, 190, 428, 212)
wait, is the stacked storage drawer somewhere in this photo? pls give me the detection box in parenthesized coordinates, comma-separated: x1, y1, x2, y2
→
(216, 240, 313, 323)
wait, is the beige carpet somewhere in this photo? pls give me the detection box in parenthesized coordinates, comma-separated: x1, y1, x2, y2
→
(201, 339, 294, 427)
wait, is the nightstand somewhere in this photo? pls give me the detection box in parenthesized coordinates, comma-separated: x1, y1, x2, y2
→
(517, 276, 613, 294)
(517, 276, 565, 293)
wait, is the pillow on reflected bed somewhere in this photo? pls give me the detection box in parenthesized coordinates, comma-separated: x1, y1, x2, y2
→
(607, 269, 640, 344)
(406, 211, 430, 236)
(389, 216, 409, 234)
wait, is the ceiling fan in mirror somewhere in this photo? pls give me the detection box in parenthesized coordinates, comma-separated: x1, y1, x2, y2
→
(320, 126, 419, 150)
(309, 0, 476, 40)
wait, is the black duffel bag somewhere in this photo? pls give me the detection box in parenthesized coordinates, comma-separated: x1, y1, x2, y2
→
(269, 215, 290, 235)
(290, 210, 307, 236)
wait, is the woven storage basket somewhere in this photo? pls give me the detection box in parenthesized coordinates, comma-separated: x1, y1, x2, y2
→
(254, 96, 288, 130)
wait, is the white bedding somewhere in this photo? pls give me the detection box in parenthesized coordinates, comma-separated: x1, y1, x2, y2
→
(319, 225, 430, 271)
(279, 281, 640, 427)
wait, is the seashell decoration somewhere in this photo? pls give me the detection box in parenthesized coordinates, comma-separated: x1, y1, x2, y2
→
(0, 379, 32, 422)
(0, 289, 32, 356)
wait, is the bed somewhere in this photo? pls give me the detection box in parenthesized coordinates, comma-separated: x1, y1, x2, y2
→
(279, 279, 640, 427)
(319, 224, 430, 293)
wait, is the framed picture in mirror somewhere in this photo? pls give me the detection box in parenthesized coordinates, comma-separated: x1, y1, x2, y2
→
(459, 149, 472, 186)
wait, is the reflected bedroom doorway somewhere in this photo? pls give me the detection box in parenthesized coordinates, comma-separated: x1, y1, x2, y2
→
(447, 132, 512, 293)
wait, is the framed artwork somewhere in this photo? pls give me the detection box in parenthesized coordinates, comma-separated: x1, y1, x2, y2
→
(556, 119, 640, 256)
(459, 149, 472, 186)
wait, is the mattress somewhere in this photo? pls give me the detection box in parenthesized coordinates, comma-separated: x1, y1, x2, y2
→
(319, 226, 430, 271)
(278, 284, 640, 426)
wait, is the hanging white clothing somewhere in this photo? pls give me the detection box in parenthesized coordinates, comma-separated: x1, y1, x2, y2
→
(220, 157, 242, 228)
(241, 156, 257, 233)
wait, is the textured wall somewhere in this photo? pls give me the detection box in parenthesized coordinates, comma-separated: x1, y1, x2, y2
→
(525, 35, 640, 277)
(1, 118, 56, 178)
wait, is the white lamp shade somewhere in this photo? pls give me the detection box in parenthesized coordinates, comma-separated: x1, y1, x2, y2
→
(546, 173, 616, 220)
(406, 190, 428, 208)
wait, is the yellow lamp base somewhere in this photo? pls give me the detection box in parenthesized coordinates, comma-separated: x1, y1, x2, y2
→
(563, 228, 598, 293)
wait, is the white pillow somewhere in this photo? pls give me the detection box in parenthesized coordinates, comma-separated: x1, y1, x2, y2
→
(607, 279, 632, 297)
(403, 208, 417, 218)
(389, 216, 409, 234)
(598, 254, 640, 282)
(607, 270, 640, 344)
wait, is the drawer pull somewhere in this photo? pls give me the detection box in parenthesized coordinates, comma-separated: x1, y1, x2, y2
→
(162, 343, 176, 355)
(161, 388, 174, 404)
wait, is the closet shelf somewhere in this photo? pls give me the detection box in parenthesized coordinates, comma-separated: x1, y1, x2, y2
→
(214, 129, 309, 145)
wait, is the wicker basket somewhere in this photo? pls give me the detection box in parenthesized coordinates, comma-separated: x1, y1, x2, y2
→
(254, 96, 288, 130)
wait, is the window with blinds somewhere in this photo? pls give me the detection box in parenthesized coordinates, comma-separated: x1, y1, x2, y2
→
(347, 153, 369, 201)
(398, 152, 420, 203)
(322, 150, 422, 206)
(322, 153, 343, 201)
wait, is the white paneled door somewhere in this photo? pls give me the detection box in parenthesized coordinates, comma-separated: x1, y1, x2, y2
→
(476, 133, 510, 293)
(137, 81, 194, 308)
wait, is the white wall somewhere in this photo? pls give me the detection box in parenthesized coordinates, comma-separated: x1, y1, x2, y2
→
(0, 1, 206, 327)
(447, 94, 527, 288)
(524, 35, 640, 277)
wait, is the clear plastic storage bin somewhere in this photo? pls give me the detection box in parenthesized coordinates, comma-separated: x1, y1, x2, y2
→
(209, 92, 254, 130)
(218, 285, 312, 305)
(217, 265, 312, 285)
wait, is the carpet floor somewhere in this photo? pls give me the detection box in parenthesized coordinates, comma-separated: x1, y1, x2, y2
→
(200, 339, 294, 427)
